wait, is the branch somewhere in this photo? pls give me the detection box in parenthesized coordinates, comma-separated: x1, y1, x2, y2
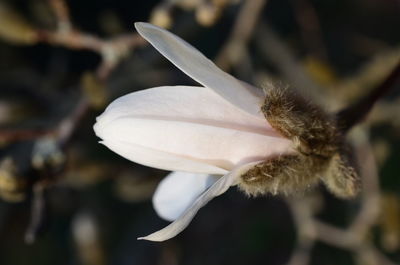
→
(290, 0, 328, 61)
(48, 0, 72, 31)
(254, 21, 329, 105)
(215, 0, 268, 71)
(336, 60, 400, 132)
(24, 182, 48, 244)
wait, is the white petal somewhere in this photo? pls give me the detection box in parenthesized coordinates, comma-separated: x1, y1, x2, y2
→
(97, 117, 291, 172)
(138, 161, 262, 241)
(134, 22, 264, 117)
(153, 171, 219, 221)
(94, 86, 292, 174)
(96, 86, 271, 133)
(100, 139, 228, 175)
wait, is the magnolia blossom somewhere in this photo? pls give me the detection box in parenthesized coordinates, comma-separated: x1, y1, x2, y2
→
(94, 22, 293, 241)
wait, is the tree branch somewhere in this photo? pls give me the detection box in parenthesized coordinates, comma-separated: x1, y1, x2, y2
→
(336, 60, 400, 132)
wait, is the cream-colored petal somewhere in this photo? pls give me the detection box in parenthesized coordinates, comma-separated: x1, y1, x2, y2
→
(138, 161, 262, 241)
(153, 171, 219, 221)
(134, 22, 264, 117)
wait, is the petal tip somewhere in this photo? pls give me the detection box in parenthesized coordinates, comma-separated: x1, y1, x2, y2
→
(137, 234, 165, 242)
(135, 22, 160, 35)
(134, 21, 146, 30)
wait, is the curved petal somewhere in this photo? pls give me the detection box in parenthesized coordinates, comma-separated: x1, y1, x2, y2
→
(95, 86, 273, 134)
(153, 171, 219, 221)
(138, 161, 262, 241)
(100, 139, 228, 175)
(134, 22, 264, 117)
(97, 117, 291, 172)
(94, 86, 292, 173)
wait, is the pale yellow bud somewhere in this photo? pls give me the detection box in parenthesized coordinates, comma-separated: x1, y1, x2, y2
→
(149, 6, 173, 29)
(195, 2, 221, 27)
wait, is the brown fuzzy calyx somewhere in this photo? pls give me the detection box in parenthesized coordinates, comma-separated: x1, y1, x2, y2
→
(261, 86, 339, 158)
(238, 85, 360, 199)
(240, 154, 328, 197)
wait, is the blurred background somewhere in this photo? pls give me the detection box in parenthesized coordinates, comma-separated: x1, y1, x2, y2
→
(0, 0, 399, 264)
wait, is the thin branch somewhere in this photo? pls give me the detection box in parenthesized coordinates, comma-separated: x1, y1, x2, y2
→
(290, 0, 328, 61)
(56, 96, 89, 147)
(254, 21, 329, 105)
(314, 220, 358, 249)
(349, 132, 381, 237)
(285, 197, 316, 265)
(355, 243, 399, 265)
(283, 129, 398, 265)
(337, 60, 400, 132)
(48, 0, 72, 31)
(0, 129, 54, 142)
(36, 0, 146, 81)
(24, 182, 47, 244)
(215, 0, 268, 71)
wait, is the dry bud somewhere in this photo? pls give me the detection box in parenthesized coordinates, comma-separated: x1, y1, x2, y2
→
(195, 2, 221, 27)
(149, 5, 173, 29)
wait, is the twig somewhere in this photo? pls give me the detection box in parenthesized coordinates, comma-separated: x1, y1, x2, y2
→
(355, 243, 399, 265)
(35, 0, 147, 81)
(284, 128, 398, 265)
(336, 60, 400, 132)
(367, 98, 400, 128)
(37, 30, 145, 80)
(285, 197, 316, 265)
(254, 21, 329, 105)
(0, 129, 54, 142)
(48, 0, 72, 31)
(215, 0, 268, 71)
(349, 131, 380, 238)
(56, 96, 89, 147)
(0, 91, 89, 145)
(314, 220, 357, 249)
(290, 0, 328, 61)
(24, 182, 47, 244)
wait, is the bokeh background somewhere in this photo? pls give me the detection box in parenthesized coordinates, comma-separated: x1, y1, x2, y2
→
(0, 0, 400, 264)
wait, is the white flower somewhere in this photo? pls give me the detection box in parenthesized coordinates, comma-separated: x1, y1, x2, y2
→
(93, 22, 293, 241)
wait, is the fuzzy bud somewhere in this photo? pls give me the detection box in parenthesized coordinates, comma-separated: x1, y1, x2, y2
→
(238, 86, 360, 198)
